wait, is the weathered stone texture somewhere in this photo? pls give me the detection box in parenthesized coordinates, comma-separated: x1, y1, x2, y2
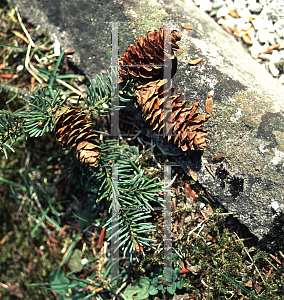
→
(9, 0, 284, 240)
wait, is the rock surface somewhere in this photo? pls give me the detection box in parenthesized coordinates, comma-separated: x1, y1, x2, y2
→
(9, 0, 284, 240)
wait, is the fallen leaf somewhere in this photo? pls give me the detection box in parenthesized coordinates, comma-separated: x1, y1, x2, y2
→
(240, 27, 254, 44)
(221, 23, 233, 35)
(204, 164, 215, 178)
(8, 282, 23, 299)
(242, 32, 252, 44)
(255, 283, 263, 295)
(228, 7, 240, 18)
(205, 93, 213, 114)
(182, 24, 193, 30)
(188, 58, 202, 65)
(231, 25, 240, 37)
(11, 29, 29, 44)
(244, 278, 253, 287)
(211, 153, 226, 161)
(259, 43, 280, 55)
(134, 242, 143, 255)
(187, 166, 197, 181)
(185, 182, 199, 202)
(0, 74, 17, 79)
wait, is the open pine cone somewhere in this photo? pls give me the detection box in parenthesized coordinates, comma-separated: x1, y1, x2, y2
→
(54, 107, 100, 166)
(119, 28, 182, 85)
(134, 79, 210, 151)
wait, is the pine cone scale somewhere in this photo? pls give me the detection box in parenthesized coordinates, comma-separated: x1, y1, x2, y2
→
(135, 79, 210, 151)
(54, 107, 100, 166)
(119, 28, 182, 84)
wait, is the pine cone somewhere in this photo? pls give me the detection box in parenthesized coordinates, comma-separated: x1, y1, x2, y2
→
(119, 28, 182, 85)
(134, 79, 210, 151)
(54, 107, 100, 166)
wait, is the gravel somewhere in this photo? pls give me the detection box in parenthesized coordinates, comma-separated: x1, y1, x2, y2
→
(192, 0, 284, 85)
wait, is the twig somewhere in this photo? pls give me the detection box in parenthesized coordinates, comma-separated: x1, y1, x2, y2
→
(151, 139, 162, 169)
(0, 82, 30, 98)
(55, 78, 84, 96)
(114, 282, 127, 300)
(164, 173, 177, 189)
(234, 232, 265, 284)
(15, 7, 35, 47)
(25, 44, 43, 84)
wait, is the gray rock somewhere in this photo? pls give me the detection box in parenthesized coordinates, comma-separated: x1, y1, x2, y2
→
(248, 3, 263, 14)
(274, 19, 284, 37)
(238, 8, 251, 22)
(249, 40, 268, 59)
(233, 0, 248, 10)
(257, 28, 270, 44)
(267, 33, 275, 45)
(278, 74, 284, 84)
(194, 0, 203, 6)
(270, 50, 282, 63)
(199, 0, 212, 12)
(222, 17, 238, 29)
(271, 0, 284, 17)
(253, 16, 271, 30)
(259, 53, 272, 61)
(9, 0, 284, 241)
(267, 11, 279, 24)
(216, 6, 229, 18)
(279, 50, 284, 59)
(269, 61, 280, 76)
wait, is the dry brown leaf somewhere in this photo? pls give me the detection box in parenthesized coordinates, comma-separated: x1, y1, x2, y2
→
(11, 29, 29, 44)
(8, 282, 23, 299)
(255, 283, 263, 295)
(134, 242, 143, 255)
(185, 182, 199, 203)
(204, 164, 215, 178)
(259, 43, 280, 55)
(240, 27, 254, 44)
(244, 278, 253, 287)
(182, 24, 193, 30)
(249, 15, 255, 23)
(231, 25, 240, 37)
(188, 58, 202, 65)
(187, 166, 197, 181)
(228, 7, 240, 18)
(211, 153, 226, 161)
(241, 33, 252, 44)
(221, 23, 233, 35)
(237, 288, 243, 296)
(205, 93, 213, 114)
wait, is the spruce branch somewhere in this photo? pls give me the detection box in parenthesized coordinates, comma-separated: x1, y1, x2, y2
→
(82, 66, 137, 117)
(105, 208, 157, 259)
(14, 87, 65, 138)
(0, 109, 23, 158)
(63, 138, 164, 260)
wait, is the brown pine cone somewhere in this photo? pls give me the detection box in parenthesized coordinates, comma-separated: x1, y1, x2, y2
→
(54, 107, 100, 166)
(119, 28, 182, 85)
(134, 79, 210, 151)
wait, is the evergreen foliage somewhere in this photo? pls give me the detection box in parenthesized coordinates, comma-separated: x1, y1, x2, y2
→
(0, 64, 164, 264)
(0, 109, 23, 158)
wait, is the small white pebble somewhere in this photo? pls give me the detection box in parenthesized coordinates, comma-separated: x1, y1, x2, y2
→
(269, 62, 280, 77)
(81, 258, 88, 265)
(16, 65, 24, 72)
(271, 201, 280, 212)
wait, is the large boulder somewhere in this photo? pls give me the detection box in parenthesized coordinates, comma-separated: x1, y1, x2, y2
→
(10, 0, 284, 241)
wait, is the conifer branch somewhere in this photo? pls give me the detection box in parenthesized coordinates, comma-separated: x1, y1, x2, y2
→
(0, 109, 23, 158)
